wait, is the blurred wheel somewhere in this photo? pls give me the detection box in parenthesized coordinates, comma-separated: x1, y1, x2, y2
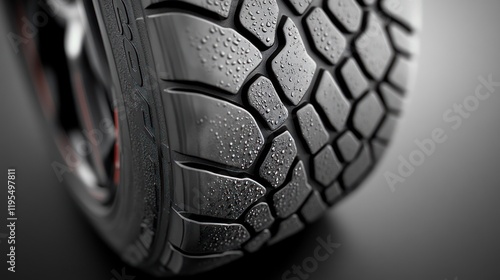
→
(8, 0, 421, 276)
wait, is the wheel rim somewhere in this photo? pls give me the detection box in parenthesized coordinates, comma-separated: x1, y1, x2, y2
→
(26, 0, 121, 204)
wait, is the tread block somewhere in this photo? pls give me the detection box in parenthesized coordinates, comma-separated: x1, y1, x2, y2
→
(326, 0, 363, 33)
(247, 76, 288, 130)
(245, 202, 275, 232)
(170, 211, 250, 254)
(301, 191, 327, 223)
(273, 161, 312, 218)
(286, 0, 313, 14)
(376, 114, 397, 141)
(352, 91, 385, 138)
(296, 104, 330, 154)
(244, 229, 271, 253)
(389, 24, 420, 55)
(239, 0, 280, 47)
(272, 18, 317, 105)
(305, 8, 347, 65)
(336, 130, 361, 162)
(260, 131, 297, 188)
(268, 214, 304, 245)
(381, 0, 422, 30)
(313, 145, 342, 187)
(168, 90, 264, 169)
(173, 163, 266, 219)
(144, 0, 233, 18)
(355, 14, 394, 79)
(380, 83, 404, 112)
(324, 182, 342, 204)
(371, 139, 387, 160)
(147, 13, 262, 94)
(388, 56, 413, 90)
(342, 145, 372, 188)
(166, 244, 242, 275)
(341, 58, 369, 99)
(315, 71, 351, 131)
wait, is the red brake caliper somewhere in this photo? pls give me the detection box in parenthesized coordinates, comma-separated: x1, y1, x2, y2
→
(113, 108, 121, 186)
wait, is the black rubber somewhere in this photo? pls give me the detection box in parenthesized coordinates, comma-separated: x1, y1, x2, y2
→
(43, 0, 422, 276)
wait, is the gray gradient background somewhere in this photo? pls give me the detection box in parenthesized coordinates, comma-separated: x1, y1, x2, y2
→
(1, 1, 500, 279)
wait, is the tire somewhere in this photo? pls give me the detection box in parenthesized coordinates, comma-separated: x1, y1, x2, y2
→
(16, 0, 421, 277)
